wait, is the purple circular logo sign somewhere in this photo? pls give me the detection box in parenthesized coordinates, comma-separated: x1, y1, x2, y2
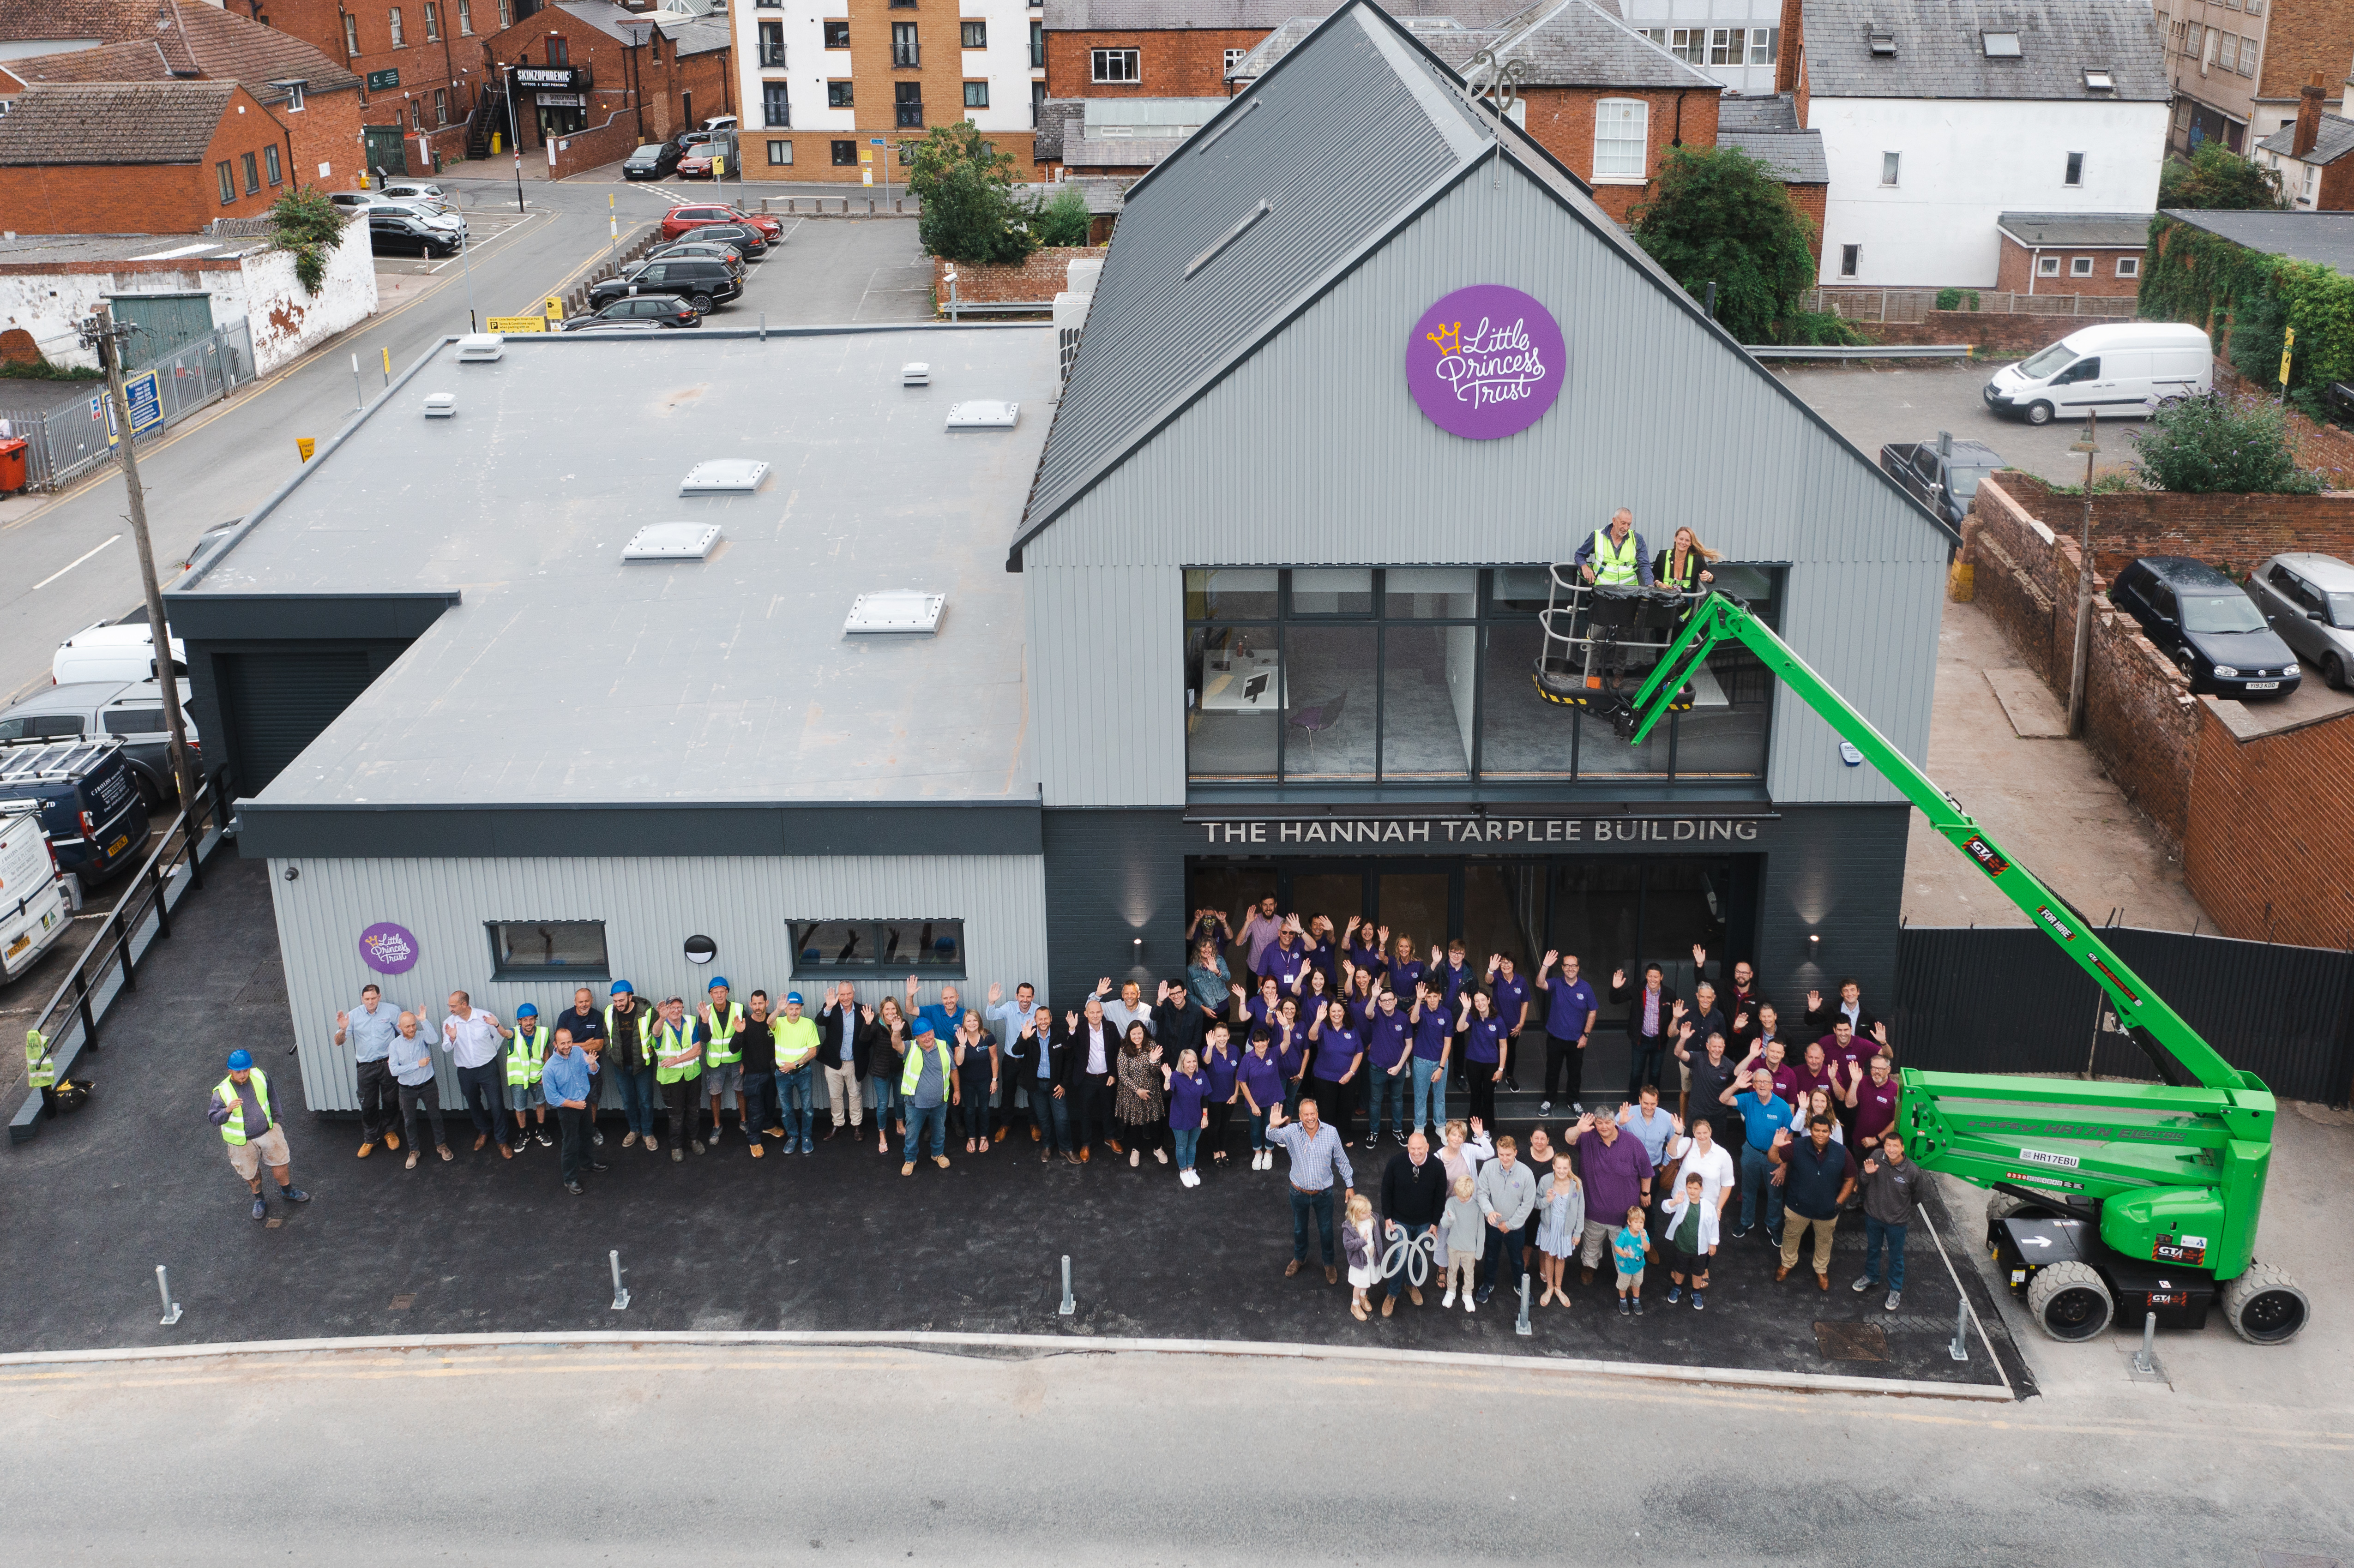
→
(1406, 285, 1566, 440)
(359, 922, 421, 976)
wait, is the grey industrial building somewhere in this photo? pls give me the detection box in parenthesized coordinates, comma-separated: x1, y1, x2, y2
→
(171, 0, 1949, 1112)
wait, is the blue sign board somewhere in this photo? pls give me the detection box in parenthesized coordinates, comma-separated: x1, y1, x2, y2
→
(123, 371, 162, 436)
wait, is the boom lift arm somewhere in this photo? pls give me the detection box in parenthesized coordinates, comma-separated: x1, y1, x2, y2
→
(1619, 592, 2275, 1284)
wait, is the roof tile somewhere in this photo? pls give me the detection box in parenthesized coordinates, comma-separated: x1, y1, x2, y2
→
(1799, 0, 2167, 102)
(0, 79, 239, 164)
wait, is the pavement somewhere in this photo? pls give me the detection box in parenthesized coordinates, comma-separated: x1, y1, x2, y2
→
(1777, 360, 2150, 487)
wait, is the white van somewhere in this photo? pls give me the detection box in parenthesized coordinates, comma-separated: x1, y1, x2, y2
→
(51, 622, 185, 688)
(0, 805, 71, 982)
(1982, 322, 2213, 426)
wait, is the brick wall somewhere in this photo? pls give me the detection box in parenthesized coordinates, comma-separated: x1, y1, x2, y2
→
(2254, 0, 2354, 105)
(0, 87, 290, 233)
(1046, 29, 1262, 98)
(1993, 233, 2144, 296)
(268, 0, 480, 165)
(1863, 311, 2093, 355)
(1994, 471, 2354, 581)
(1515, 84, 1722, 225)
(284, 84, 368, 189)
(933, 244, 1102, 305)
(1964, 476, 2203, 842)
(1788, 180, 1825, 261)
(2184, 700, 2354, 946)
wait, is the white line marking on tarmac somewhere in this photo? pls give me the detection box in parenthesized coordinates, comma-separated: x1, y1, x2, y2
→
(31, 534, 121, 590)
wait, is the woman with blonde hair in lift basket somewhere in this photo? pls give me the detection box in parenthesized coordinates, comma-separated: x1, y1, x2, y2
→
(1654, 526, 1720, 594)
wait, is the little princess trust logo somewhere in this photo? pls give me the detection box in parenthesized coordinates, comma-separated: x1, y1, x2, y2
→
(359, 921, 421, 976)
(1406, 284, 1566, 439)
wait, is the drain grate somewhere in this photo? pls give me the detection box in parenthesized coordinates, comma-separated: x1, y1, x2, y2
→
(389, 1294, 416, 1310)
(1813, 1320, 1889, 1361)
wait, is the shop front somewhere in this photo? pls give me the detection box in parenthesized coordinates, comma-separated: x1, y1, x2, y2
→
(513, 64, 590, 143)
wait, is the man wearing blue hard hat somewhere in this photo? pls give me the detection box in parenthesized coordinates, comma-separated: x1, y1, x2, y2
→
(208, 1049, 311, 1222)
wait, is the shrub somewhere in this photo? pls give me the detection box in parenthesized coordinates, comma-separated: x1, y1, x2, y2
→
(1935, 287, 1961, 312)
(1033, 185, 1092, 248)
(269, 186, 346, 296)
(2131, 391, 2324, 493)
(2157, 144, 2289, 211)
(905, 121, 1038, 265)
(0, 359, 100, 382)
(1630, 145, 1839, 345)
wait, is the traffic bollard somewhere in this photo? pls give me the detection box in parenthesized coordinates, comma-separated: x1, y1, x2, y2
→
(1059, 1255, 1075, 1317)
(1948, 1297, 1970, 1362)
(156, 1264, 181, 1327)
(608, 1249, 630, 1311)
(2131, 1310, 2156, 1375)
(1515, 1274, 1532, 1337)
(351, 353, 363, 411)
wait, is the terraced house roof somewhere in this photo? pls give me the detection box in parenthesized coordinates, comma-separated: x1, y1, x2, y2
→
(0, 80, 240, 164)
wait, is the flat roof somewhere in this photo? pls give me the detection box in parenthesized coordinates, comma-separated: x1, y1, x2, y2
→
(182, 326, 1055, 808)
(1995, 210, 2152, 248)
(0, 233, 266, 267)
(2159, 208, 2354, 273)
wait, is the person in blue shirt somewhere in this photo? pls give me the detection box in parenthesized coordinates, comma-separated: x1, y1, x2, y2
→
(1533, 950, 1599, 1117)
(1732, 1068, 1796, 1240)
(1362, 989, 1415, 1147)
(905, 976, 966, 1047)
(1304, 999, 1364, 1147)
(541, 1027, 608, 1194)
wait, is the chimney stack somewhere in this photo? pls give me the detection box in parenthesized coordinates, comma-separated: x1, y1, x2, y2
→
(2294, 71, 2326, 159)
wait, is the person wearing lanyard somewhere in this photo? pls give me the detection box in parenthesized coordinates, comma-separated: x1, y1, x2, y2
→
(334, 984, 403, 1158)
(1362, 989, 1414, 1148)
(439, 989, 506, 1156)
(1304, 1000, 1364, 1148)
(1200, 1021, 1240, 1167)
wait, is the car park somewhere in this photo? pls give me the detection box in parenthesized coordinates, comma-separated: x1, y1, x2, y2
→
(659, 203, 782, 242)
(331, 189, 462, 222)
(1878, 434, 2003, 530)
(53, 622, 184, 687)
(589, 257, 741, 314)
(0, 803, 72, 982)
(640, 239, 746, 273)
(0, 735, 151, 886)
(623, 142, 681, 180)
(2247, 552, 2354, 689)
(1982, 322, 2212, 426)
(561, 295, 702, 330)
(0, 682, 201, 809)
(369, 212, 461, 258)
(2109, 556, 2302, 698)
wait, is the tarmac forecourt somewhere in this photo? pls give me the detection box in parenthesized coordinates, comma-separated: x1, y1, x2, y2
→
(0, 857, 2027, 1399)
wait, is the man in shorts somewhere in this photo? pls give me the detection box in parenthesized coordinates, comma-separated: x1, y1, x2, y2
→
(208, 1049, 311, 1222)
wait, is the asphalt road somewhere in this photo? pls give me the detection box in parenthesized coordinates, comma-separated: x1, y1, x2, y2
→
(1776, 360, 2149, 487)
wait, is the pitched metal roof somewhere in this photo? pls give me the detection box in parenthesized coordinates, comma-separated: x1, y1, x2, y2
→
(1718, 91, 1800, 131)
(658, 13, 732, 55)
(1798, 0, 2167, 101)
(2256, 113, 2354, 168)
(0, 0, 359, 104)
(1721, 128, 1829, 181)
(2159, 208, 2354, 273)
(1995, 210, 2152, 246)
(1046, 0, 1529, 30)
(1229, 0, 1715, 85)
(0, 79, 239, 164)
(1018, 0, 1952, 554)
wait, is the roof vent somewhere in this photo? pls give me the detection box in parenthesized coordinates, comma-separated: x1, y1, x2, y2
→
(945, 400, 1019, 430)
(456, 333, 504, 362)
(1981, 30, 2021, 56)
(902, 361, 931, 386)
(2083, 66, 2114, 90)
(1868, 25, 1896, 54)
(423, 392, 456, 418)
(679, 458, 769, 494)
(622, 522, 722, 561)
(844, 589, 945, 636)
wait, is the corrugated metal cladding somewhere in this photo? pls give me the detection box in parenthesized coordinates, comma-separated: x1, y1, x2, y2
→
(1025, 158, 1947, 810)
(270, 853, 1047, 1113)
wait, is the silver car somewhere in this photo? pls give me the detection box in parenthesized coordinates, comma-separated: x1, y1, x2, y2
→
(2248, 553, 2354, 688)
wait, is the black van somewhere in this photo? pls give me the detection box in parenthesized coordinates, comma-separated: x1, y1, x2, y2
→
(0, 736, 152, 885)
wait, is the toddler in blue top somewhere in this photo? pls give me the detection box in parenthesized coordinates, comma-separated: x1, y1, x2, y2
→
(1612, 1205, 1652, 1316)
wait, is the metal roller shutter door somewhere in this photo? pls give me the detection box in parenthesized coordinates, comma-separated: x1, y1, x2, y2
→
(217, 651, 375, 794)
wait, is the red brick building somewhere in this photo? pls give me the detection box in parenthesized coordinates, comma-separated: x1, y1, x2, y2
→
(478, 0, 733, 175)
(1993, 213, 2151, 297)
(2256, 75, 2354, 209)
(0, 80, 302, 232)
(0, 0, 365, 190)
(243, 0, 502, 172)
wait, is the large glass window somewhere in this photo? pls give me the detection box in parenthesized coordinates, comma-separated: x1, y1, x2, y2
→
(790, 919, 965, 978)
(1185, 566, 1778, 787)
(488, 920, 608, 978)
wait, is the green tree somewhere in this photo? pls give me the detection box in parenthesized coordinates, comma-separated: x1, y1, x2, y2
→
(905, 120, 1038, 265)
(2130, 391, 2322, 493)
(1630, 145, 1849, 345)
(269, 185, 347, 295)
(1034, 185, 1093, 248)
(2157, 143, 2288, 210)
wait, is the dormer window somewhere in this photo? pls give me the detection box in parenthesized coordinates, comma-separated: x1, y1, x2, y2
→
(1982, 30, 2020, 56)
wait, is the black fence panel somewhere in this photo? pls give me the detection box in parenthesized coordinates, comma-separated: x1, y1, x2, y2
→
(1892, 925, 2354, 1107)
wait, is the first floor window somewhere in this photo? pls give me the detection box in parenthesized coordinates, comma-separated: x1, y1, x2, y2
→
(2218, 32, 2238, 70)
(824, 18, 850, 48)
(424, 1, 440, 40)
(2240, 38, 2257, 74)
(961, 19, 987, 48)
(458, 0, 472, 34)
(488, 920, 609, 979)
(1880, 150, 1900, 184)
(1225, 47, 1246, 72)
(1748, 26, 1777, 64)
(2118, 255, 2140, 277)
(828, 78, 853, 107)
(2037, 254, 2062, 276)
(764, 84, 790, 126)
(343, 12, 359, 54)
(498, 0, 512, 28)
(217, 159, 235, 204)
(768, 137, 793, 164)
(241, 150, 260, 193)
(1709, 27, 1737, 64)
(2065, 150, 2084, 185)
(434, 87, 448, 125)
(963, 79, 988, 108)
(1592, 97, 1647, 180)
(789, 920, 965, 978)
(388, 6, 403, 45)
(2070, 255, 2095, 277)
(1840, 243, 1859, 276)
(895, 79, 923, 127)
(831, 138, 856, 164)
(264, 143, 283, 184)
(1091, 46, 1138, 82)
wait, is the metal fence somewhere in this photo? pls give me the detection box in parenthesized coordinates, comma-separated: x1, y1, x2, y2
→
(1891, 924, 2354, 1106)
(0, 318, 254, 491)
(1801, 288, 2141, 325)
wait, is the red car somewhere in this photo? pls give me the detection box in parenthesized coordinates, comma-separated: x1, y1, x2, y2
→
(659, 203, 783, 241)
(676, 146, 718, 179)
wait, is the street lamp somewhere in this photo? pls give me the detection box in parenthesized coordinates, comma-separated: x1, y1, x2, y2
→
(500, 61, 525, 213)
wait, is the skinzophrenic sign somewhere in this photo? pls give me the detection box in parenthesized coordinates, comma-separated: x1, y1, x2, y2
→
(1405, 284, 1565, 440)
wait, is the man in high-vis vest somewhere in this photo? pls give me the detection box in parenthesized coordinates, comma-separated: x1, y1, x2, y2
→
(1574, 508, 1655, 589)
(774, 990, 821, 1154)
(207, 1049, 311, 1221)
(700, 976, 747, 1147)
(652, 995, 708, 1162)
(604, 981, 660, 1152)
(503, 1002, 551, 1160)
(898, 1016, 959, 1176)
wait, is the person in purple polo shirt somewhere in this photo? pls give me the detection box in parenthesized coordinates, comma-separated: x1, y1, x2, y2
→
(1342, 962, 1380, 1033)
(1405, 981, 1452, 1141)
(1305, 999, 1365, 1147)
(1569, 1109, 1656, 1286)
(1849, 1050, 1901, 1160)
(1485, 953, 1533, 1092)
(1362, 988, 1415, 1147)
(1343, 917, 1389, 983)
(1533, 951, 1599, 1117)
(1454, 987, 1508, 1130)
(1237, 1028, 1286, 1170)
(1201, 1021, 1241, 1166)
(1165, 1045, 1211, 1188)
(1388, 933, 1426, 1002)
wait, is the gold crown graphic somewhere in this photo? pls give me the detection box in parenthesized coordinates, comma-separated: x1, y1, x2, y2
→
(1424, 320, 1462, 355)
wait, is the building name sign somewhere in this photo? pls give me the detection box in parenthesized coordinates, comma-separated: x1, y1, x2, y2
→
(514, 66, 580, 88)
(1194, 815, 1765, 847)
(359, 921, 421, 975)
(1405, 283, 1565, 440)
(365, 67, 400, 90)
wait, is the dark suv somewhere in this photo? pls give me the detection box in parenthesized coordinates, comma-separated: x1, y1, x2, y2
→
(0, 735, 151, 885)
(589, 257, 741, 314)
(2109, 557, 2302, 698)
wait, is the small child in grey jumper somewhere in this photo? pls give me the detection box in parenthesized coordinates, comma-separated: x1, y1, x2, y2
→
(1441, 1174, 1487, 1312)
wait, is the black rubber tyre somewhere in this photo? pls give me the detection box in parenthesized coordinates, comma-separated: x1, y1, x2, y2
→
(2025, 401, 2055, 426)
(2222, 1263, 2310, 1345)
(2325, 653, 2346, 691)
(690, 293, 715, 315)
(2026, 1259, 2113, 1341)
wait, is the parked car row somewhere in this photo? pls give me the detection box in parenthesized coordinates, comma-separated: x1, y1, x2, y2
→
(2107, 552, 2354, 699)
(622, 119, 739, 180)
(563, 203, 783, 331)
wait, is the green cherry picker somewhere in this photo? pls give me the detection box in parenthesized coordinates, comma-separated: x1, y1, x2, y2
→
(1584, 588, 2308, 1346)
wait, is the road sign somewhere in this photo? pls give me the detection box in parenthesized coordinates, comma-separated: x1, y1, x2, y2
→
(485, 316, 546, 333)
(122, 371, 161, 436)
(544, 295, 565, 321)
(297, 438, 316, 462)
(870, 137, 884, 145)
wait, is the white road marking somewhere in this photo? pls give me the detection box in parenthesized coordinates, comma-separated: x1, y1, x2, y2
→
(31, 534, 121, 591)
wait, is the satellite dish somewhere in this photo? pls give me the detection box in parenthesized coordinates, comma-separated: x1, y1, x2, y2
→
(684, 934, 717, 964)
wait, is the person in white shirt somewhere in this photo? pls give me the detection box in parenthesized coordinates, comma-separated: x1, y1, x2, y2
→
(1661, 1115, 1736, 1219)
(1070, 995, 1119, 1160)
(441, 990, 507, 1157)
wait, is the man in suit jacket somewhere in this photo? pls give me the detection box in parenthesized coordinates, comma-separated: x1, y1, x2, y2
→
(1005, 1007, 1082, 1165)
(816, 983, 870, 1141)
(1609, 961, 1680, 1102)
(1804, 978, 1881, 1041)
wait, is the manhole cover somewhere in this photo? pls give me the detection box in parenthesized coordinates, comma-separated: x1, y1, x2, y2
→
(389, 1294, 416, 1310)
(1813, 1320, 1889, 1361)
